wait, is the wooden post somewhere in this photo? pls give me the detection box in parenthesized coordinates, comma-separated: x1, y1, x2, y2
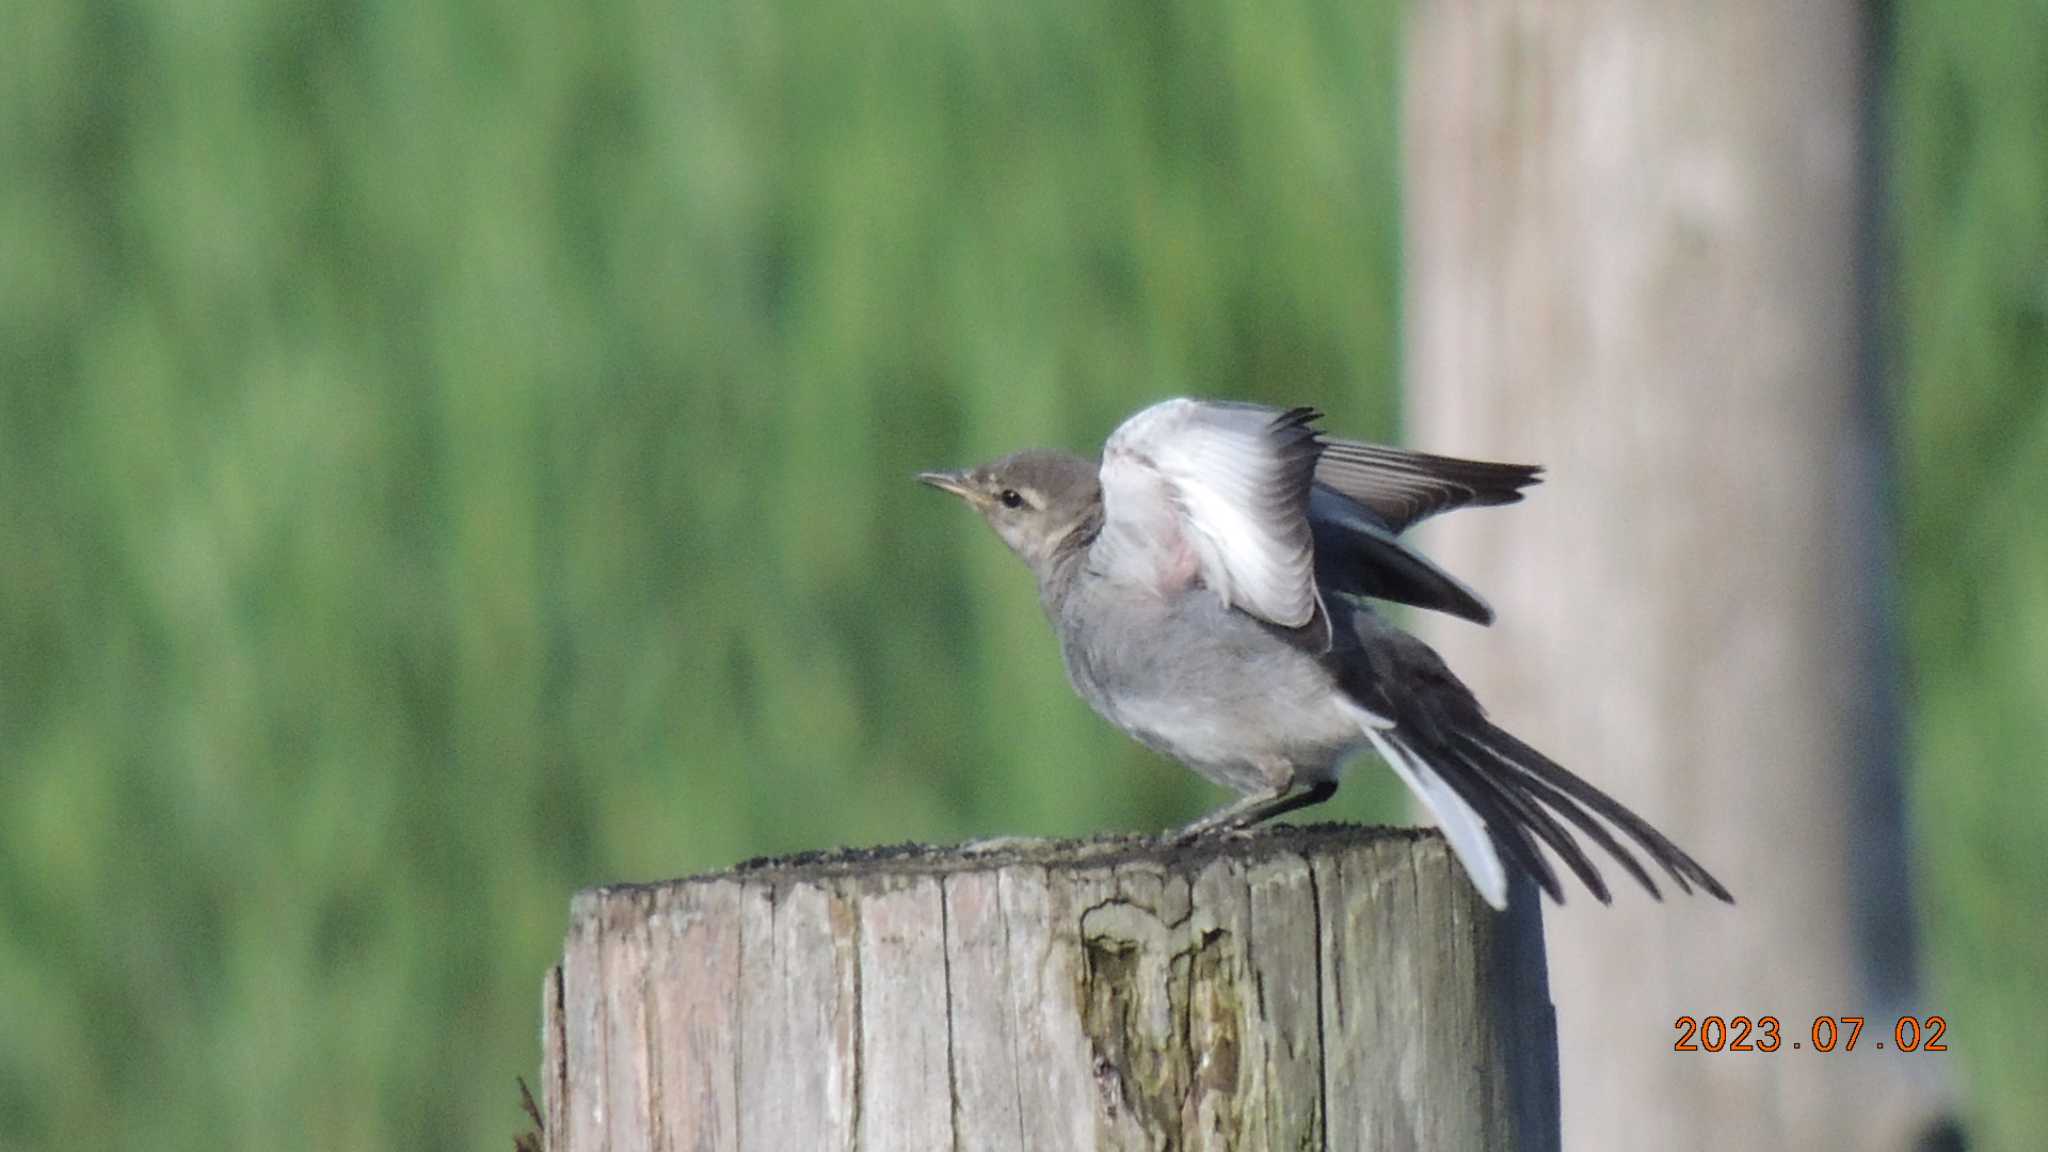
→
(1404, 3, 1958, 1149)
(539, 825, 1558, 1151)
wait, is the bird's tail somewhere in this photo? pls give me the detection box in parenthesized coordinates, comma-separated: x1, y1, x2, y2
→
(1356, 711, 1733, 910)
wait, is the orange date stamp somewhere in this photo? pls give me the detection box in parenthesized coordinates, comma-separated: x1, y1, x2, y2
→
(1673, 1015, 1948, 1053)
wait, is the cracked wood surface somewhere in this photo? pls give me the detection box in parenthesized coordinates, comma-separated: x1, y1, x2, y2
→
(541, 824, 1558, 1151)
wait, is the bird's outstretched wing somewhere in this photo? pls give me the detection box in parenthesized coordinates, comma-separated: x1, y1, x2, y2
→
(1308, 487, 1500, 624)
(1315, 440, 1541, 534)
(1096, 399, 1543, 630)
(1307, 441, 1540, 625)
(1097, 399, 1330, 647)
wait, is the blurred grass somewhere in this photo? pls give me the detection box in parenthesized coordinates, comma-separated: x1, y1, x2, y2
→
(0, 0, 2041, 1150)
(1893, 1, 2048, 1148)
(0, 2, 1402, 1149)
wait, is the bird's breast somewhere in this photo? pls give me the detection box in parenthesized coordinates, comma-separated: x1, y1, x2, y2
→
(1053, 578, 1365, 780)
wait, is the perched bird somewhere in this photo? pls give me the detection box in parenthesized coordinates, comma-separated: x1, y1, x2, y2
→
(920, 398, 1731, 909)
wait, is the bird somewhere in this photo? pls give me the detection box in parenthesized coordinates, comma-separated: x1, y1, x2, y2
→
(919, 397, 1732, 909)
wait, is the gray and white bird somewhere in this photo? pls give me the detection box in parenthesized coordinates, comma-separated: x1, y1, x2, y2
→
(920, 397, 1731, 909)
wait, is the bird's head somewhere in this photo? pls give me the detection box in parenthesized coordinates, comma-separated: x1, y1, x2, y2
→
(918, 450, 1102, 571)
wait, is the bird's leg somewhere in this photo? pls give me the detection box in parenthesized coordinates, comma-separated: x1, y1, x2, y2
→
(1174, 779, 1339, 841)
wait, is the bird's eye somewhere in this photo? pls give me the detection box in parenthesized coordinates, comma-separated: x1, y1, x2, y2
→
(999, 489, 1025, 510)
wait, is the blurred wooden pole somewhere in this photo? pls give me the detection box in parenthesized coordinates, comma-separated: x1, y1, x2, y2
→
(540, 827, 1559, 1151)
(1404, 2, 1959, 1149)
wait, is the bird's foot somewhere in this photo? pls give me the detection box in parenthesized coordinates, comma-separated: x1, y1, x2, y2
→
(1172, 779, 1341, 843)
(1167, 820, 1232, 846)
(1170, 789, 1286, 842)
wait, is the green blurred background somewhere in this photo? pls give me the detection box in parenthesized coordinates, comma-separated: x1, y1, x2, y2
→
(0, 1, 2041, 1149)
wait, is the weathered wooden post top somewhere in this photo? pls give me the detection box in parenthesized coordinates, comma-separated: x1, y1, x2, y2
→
(540, 824, 1559, 1151)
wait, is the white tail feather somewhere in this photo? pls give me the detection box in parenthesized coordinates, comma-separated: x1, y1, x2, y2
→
(1362, 727, 1508, 910)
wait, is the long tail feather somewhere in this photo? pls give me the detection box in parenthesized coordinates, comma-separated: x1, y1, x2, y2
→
(1364, 714, 1733, 906)
(1441, 739, 1613, 903)
(1407, 732, 1564, 902)
(1470, 727, 1733, 902)
(1362, 727, 1509, 909)
(1462, 732, 1664, 899)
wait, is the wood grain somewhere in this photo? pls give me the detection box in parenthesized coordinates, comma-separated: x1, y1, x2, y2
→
(542, 825, 1557, 1151)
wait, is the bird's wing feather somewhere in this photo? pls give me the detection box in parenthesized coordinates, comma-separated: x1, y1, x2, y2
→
(1097, 399, 1325, 631)
(1308, 485, 1497, 624)
(1315, 438, 1542, 533)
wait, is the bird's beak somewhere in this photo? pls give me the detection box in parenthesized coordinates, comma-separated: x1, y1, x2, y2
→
(917, 470, 975, 501)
